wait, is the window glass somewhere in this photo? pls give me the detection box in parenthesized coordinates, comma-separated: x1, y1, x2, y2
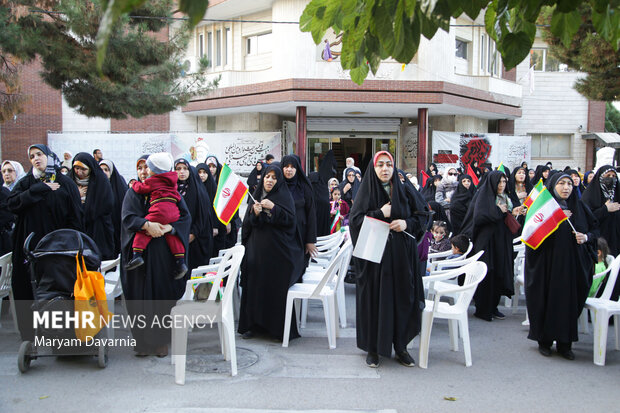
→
(207, 32, 212, 67)
(455, 39, 468, 59)
(480, 34, 486, 70)
(530, 49, 544, 71)
(530, 134, 571, 158)
(257, 32, 272, 54)
(225, 28, 231, 65)
(199, 34, 204, 58)
(216, 30, 221, 66)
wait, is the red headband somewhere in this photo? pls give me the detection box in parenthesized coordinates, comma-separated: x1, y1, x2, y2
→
(373, 151, 394, 166)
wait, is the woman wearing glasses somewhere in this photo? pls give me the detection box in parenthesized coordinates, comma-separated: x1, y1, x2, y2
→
(435, 167, 459, 218)
(350, 151, 427, 368)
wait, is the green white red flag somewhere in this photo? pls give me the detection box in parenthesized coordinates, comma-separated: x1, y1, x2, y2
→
(213, 164, 248, 225)
(521, 187, 567, 249)
(523, 179, 544, 209)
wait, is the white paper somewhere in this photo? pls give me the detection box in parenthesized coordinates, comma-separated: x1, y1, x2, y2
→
(353, 216, 390, 263)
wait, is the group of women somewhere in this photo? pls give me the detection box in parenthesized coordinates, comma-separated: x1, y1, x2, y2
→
(5, 143, 619, 364)
(420, 160, 620, 360)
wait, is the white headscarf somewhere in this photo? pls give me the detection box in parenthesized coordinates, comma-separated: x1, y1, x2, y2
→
(2, 160, 26, 190)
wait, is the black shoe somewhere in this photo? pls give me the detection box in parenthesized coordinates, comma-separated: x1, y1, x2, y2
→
(474, 312, 493, 322)
(126, 255, 144, 270)
(492, 309, 506, 320)
(395, 350, 415, 367)
(173, 261, 188, 280)
(241, 331, 254, 339)
(365, 352, 379, 368)
(538, 345, 552, 357)
(558, 349, 575, 360)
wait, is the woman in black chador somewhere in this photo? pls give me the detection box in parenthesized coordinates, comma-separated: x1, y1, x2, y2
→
(174, 159, 214, 271)
(69, 152, 115, 260)
(238, 164, 304, 340)
(350, 151, 426, 368)
(525, 172, 597, 360)
(121, 155, 191, 357)
(310, 150, 337, 237)
(246, 161, 265, 203)
(206, 155, 240, 252)
(449, 174, 476, 235)
(339, 167, 360, 209)
(282, 154, 317, 273)
(460, 171, 514, 321)
(581, 165, 620, 300)
(99, 159, 128, 258)
(8, 144, 83, 341)
(530, 165, 550, 186)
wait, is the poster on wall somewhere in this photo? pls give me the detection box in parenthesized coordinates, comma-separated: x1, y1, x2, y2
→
(48, 132, 281, 180)
(431, 131, 531, 174)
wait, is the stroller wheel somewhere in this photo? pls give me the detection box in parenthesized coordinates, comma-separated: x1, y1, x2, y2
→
(97, 345, 108, 368)
(17, 341, 33, 373)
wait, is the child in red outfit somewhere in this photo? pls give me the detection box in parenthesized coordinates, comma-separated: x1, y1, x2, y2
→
(329, 186, 350, 233)
(126, 152, 188, 279)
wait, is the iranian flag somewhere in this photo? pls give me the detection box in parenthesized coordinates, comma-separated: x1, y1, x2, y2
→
(497, 162, 506, 174)
(521, 188, 567, 249)
(213, 164, 248, 225)
(523, 179, 544, 209)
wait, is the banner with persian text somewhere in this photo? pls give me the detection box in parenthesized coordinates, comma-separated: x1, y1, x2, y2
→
(48, 132, 281, 179)
(431, 131, 531, 174)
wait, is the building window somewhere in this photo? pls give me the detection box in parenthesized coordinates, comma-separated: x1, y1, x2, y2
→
(530, 133, 572, 158)
(224, 27, 231, 65)
(455, 39, 468, 59)
(480, 34, 486, 71)
(530, 48, 565, 72)
(207, 31, 213, 67)
(199, 34, 204, 58)
(216, 29, 222, 66)
(245, 32, 273, 56)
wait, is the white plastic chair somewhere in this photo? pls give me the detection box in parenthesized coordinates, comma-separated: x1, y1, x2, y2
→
(0, 252, 18, 331)
(579, 254, 614, 333)
(418, 261, 487, 369)
(316, 230, 343, 244)
(100, 255, 123, 338)
(282, 241, 353, 349)
(301, 239, 353, 328)
(505, 244, 525, 310)
(427, 241, 473, 264)
(171, 245, 244, 384)
(583, 254, 620, 366)
(308, 231, 344, 269)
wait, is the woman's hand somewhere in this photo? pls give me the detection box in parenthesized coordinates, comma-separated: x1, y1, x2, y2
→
(306, 243, 318, 258)
(253, 202, 262, 216)
(261, 199, 275, 210)
(564, 210, 573, 219)
(78, 185, 87, 199)
(606, 200, 620, 212)
(574, 231, 587, 244)
(343, 183, 351, 193)
(160, 224, 172, 234)
(512, 206, 525, 216)
(46, 182, 60, 191)
(143, 221, 164, 238)
(498, 204, 508, 214)
(213, 228, 219, 237)
(389, 219, 406, 232)
(189, 233, 195, 243)
(226, 223, 231, 234)
(380, 203, 391, 218)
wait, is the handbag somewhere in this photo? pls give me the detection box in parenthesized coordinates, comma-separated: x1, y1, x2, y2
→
(504, 213, 522, 235)
(74, 254, 112, 341)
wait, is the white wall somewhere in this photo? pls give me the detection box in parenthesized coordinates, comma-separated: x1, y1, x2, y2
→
(61, 97, 110, 132)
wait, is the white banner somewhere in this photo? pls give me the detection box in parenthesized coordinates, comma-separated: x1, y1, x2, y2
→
(48, 132, 281, 180)
(431, 131, 530, 175)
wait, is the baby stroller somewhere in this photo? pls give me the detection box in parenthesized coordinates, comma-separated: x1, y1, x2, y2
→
(17, 229, 108, 372)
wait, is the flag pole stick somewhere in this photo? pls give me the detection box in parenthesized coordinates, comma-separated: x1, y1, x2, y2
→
(566, 218, 577, 233)
(247, 191, 258, 204)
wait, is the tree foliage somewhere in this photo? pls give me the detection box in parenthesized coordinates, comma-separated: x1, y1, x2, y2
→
(606, 102, 620, 133)
(541, 4, 619, 102)
(0, 0, 216, 120)
(294, 0, 620, 85)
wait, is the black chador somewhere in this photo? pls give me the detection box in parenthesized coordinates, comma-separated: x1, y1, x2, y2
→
(349, 158, 426, 357)
(100, 159, 127, 258)
(282, 155, 317, 276)
(69, 152, 115, 260)
(310, 150, 337, 237)
(525, 172, 597, 348)
(238, 165, 304, 340)
(120, 179, 191, 354)
(460, 170, 514, 320)
(449, 174, 476, 235)
(8, 145, 83, 341)
(175, 159, 214, 271)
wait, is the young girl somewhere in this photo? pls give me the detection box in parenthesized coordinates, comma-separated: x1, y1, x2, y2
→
(429, 221, 451, 253)
(329, 187, 350, 233)
(590, 237, 610, 297)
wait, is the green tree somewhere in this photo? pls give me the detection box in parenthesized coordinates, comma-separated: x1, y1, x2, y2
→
(606, 102, 620, 132)
(0, 0, 216, 120)
(541, 5, 619, 102)
(292, 0, 619, 84)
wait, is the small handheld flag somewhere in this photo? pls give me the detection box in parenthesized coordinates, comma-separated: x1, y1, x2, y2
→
(523, 179, 544, 209)
(466, 163, 480, 186)
(497, 162, 506, 174)
(521, 187, 567, 249)
(213, 164, 248, 225)
(420, 170, 430, 188)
